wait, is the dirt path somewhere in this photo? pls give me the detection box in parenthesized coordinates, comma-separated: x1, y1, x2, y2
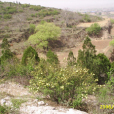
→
(0, 40, 2, 43)
(77, 18, 110, 28)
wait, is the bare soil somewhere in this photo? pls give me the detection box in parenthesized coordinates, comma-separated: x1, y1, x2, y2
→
(56, 39, 112, 65)
(77, 18, 110, 28)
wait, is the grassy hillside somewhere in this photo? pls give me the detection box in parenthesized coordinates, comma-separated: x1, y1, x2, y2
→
(0, 1, 103, 56)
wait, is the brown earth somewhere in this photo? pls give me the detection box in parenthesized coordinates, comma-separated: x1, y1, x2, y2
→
(56, 39, 113, 65)
(77, 18, 110, 28)
(15, 39, 113, 65)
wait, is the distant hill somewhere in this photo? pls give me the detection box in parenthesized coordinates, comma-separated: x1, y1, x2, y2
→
(0, 1, 103, 55)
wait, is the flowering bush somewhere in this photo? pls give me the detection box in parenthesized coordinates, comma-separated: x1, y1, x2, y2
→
(29, 59, 96, 108)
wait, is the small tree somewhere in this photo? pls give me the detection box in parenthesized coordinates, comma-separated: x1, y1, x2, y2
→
(28, 22, 61, 50)
(77, 36, 96, 69)
(1, 38, 10, 50)
(0, 38, 13, 64)
(46, 50, 59, 64)
(67, 51, 76, 66)
(77, 36, 111, 84)
(93, 53, 111, 84)
(86, 23, 101, 36)
(22, 46, 40, 65)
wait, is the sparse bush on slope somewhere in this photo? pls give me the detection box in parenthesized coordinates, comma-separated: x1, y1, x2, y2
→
(86, 23, 101, 36)
(29, 59, 96, 108)
(46, 50, 59, 64)
(67, 51, 76, 66)
(22, 46, 40, 65)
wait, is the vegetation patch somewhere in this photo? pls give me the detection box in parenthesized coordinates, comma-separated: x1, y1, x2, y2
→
(11, 98, 27, 109)
(86, 23, 101, 36)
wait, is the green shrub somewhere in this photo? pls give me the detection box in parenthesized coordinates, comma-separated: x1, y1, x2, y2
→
(67, 51, 76, 66)
(4, 7, 17, 14)
(3, 14, 12, 19)
(11, 99, 26, 109)
(0, 38, 13, 65)
(46, 50, 59, 64)
(0, 15, 2, 19)
(22, 46, 40, 65)
(22, 4, 30, 8)
(93, 53, 111, 84)
(38, 9, 60, 17)
(0, 105, 8, 114)
(84, 14, 91, 22)
(7, 8, 17, 14)
(77, 37, 110, 84)
(26, 17, 32, 21)
(29, 5, 42, 11)
(80, 19, 84, 22)
(86, 23, 101, 36)
(29, 24, 35, 34)
(1, 38, 10, 49)
(1, 49, 13, 64)
(4, 34, 10, 38)
(31, 14, 35, 17)
(18, 9, 23, 12)
(29, 61, 96, 108)
(0, 1, 3, 4)
(0, 57, 35, 79)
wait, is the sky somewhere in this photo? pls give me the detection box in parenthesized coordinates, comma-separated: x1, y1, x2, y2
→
(1, 0, 114, 10)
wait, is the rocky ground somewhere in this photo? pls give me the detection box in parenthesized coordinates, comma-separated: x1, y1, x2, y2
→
(0, 80, 89, 114)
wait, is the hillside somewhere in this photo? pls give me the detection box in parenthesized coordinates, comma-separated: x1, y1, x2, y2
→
(0, 1, 103, 56)
(0, 1, 114, 114)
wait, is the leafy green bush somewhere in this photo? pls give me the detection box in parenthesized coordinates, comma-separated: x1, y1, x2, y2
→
(77, 36, 110, 84)
(0, 105, 8, 114)
(2, 7, 17, 14)
(67, 51, 76, 66)
(1, 38, 10, 49)
(18, 9, 23, 12)
(0, 1, 3, 4)
(38, 9, 60, 17)
(26, 17, 32, 21)
(0, 49, 13, 64)
(22, 46, 40, 65)
(0, 56, 35, 84)
(46, 50, 59, 64)
(93, 53, 111, 84)
(0, 38, 13, 65)
(84, 14, 91, 22)
(0, 15, 2, 19)
(11, 99, 26, 109)
(22, 4, 30, 8)
(28, 22, 61, 49)
(6, 7, 17, 14)
(29, 24, 35, 34)
(29, 60, 96, 108)
(29, 5, 42, 11)
(86, 23, 101, 36)
(31, 14, 36, 17)
(3, 14, 12, 19)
